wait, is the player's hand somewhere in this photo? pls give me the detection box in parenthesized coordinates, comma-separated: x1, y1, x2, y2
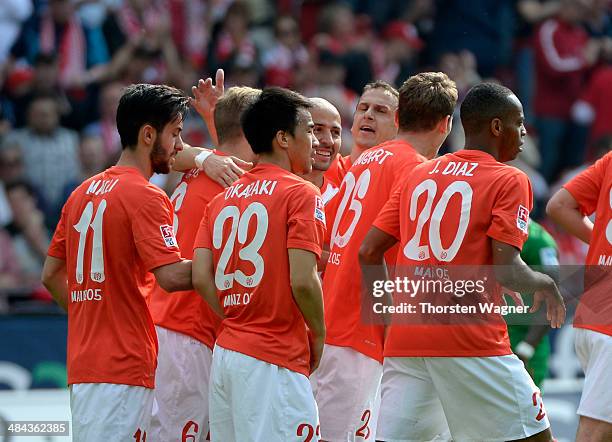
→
(190, 69, 224, 118)
(530, 277, 565, 329)
(309, 333, 325, 374)
(202, 154, 253, 188)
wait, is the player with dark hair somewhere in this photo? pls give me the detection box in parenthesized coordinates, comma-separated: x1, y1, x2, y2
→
(42, 84, 195, 441)
(361, 82, 565, 441)
(547, 151, 612, 441)
(316, 72, 457, 441)
(192, 87, 326, 441)
(149, 86, 260, 441)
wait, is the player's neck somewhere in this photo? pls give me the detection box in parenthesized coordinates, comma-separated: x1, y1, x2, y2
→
(116, 148, 153, 178)
(463, 138, 500, 160)
(257, 153, 292, 172)
(396, 131, 439, 160)
(217, 138, 253, 162)
(300, 169, 324, 188)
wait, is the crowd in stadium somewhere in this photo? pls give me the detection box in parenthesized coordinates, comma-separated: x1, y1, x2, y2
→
(0, 1, 609, 310)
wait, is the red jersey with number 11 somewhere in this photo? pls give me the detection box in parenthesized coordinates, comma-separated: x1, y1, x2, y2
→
(48, 166, 182, 388)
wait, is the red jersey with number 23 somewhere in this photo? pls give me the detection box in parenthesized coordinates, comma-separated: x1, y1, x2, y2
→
(47, 166, 183, 388)
(374, 150, 533, 357)
(194, 163, 326, 376)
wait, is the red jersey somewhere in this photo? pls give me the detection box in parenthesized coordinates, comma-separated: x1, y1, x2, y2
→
(194, 163, 326, 376)
(149, 166, 224, 349)
(374, 150, 533, 357)
(324, 154, 352, 186)
(322, 140, 425, 362)
(48, 166, 182, 388)
(564, 152, 612, 336)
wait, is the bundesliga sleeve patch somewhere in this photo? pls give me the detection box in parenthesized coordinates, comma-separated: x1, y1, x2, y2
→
(314, 195, 326, 225)
(516, 205, 529, 233)
(159, 224, 178, 248)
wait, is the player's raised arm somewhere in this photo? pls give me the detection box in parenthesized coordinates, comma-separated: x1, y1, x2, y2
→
(289, 248, 325, 372)
(546, 188, 593, 244)
(41, 256, 69, 311)
(492, 240, 565, 328)
(192, 248, 224, 318)
(190, 68, 225, 146)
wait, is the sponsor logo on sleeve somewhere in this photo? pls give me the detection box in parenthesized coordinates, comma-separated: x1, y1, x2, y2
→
(516, 205, 529, 233)
(314, 195, 326, 225)
(160, 224, 178, 248)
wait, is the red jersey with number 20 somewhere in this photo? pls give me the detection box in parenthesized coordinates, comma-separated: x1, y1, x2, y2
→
(194, 163, 326, 376)
(374, 150, 533, 357)
(47, 166, 182, 388)
(322, 140, 425, 363)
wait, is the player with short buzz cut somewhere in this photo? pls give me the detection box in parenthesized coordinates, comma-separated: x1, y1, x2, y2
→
(192, 87, 326, 441)
(42, 84, 194, 442)
(361, 82, 565, 441)
(316, 72, 457, 441)
(547, 152, 612, 442)
(325, 80, 399, 186)
(149, 85, 260, 442)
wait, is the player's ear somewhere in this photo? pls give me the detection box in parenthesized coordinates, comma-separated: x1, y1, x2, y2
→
(394, 109, 399, 128)
(438, 115, 452, 134)
(275, 130, 289, 149)
(490, 118, 503, 136)
(140, 124, 157, 147)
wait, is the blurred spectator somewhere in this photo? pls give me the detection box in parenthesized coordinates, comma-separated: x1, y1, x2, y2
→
(84, 81, 122, 162)
(371, 21, 423, 87)
(8, 53, 73, 128)
(208, 1, 259, 77)
(5, 93, 80, 229)
(571, 41, 612, 154)
(514, 0, 561, 123)
(312, 1, 373, 92)
(0, 0, 33, 63)
(427, 0, 515, 77)
(61, 133, 107, 202)
(584, 0, 612, 38)
(4, 180, 50, 285)
(0, 142, 26, 228)
(533, 0, 602, 182)
(8, 0, 110, 91)
(262, 15, 309, 88)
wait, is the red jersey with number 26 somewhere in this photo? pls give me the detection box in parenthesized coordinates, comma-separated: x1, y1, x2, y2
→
(374, 150, 533, 357)
(48, 166, 182, 388)
(322, 140, 425, 363)
(194, 163, 326, 376)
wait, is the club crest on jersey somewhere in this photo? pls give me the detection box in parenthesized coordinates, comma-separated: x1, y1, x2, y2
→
(516, 205, 529, 233)
(159, 224, 178, 248)
(314, 195, 326, 225)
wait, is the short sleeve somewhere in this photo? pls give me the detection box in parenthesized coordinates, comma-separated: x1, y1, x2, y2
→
(486, 171, 533, 251)
(287, 184, 326, 258)
(132, 193, 182, 271)
(373, 184, 402, 240)
(48, 204, 68, 259)
(193, 203, 213, 251)
(564, 153, 611, 216)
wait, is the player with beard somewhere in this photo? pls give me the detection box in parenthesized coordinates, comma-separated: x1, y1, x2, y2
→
(42, 84, 194, 442)
(325, 81, 399, 185)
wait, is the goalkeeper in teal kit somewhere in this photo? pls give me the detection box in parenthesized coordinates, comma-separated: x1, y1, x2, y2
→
(505, 219, 560, 387)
